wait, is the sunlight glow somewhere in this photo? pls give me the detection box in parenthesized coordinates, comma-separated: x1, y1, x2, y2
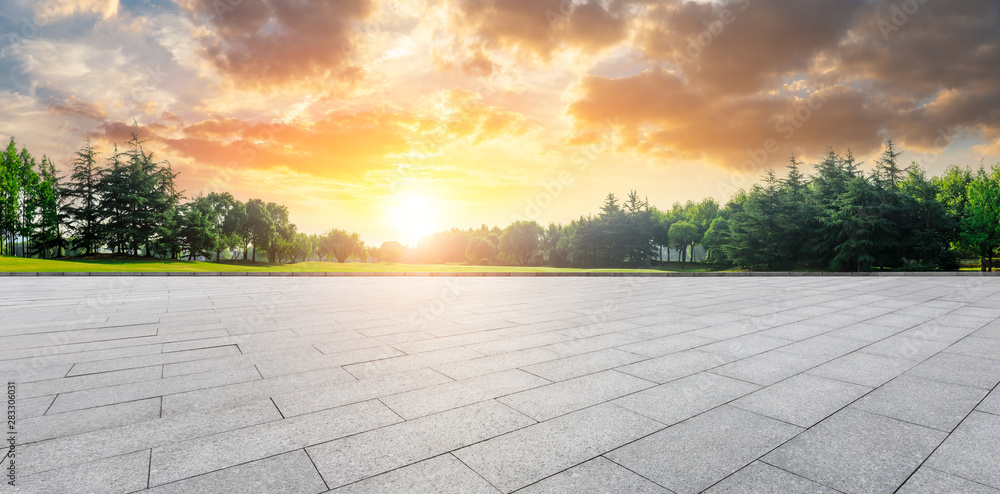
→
(388, 192, 437, 246)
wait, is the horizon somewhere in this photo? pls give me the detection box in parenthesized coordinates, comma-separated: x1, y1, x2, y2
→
(2, 0, 1000, 246)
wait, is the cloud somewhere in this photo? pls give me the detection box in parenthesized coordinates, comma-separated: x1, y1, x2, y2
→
(567, 70, 887, 168)
(48, 95, 107, 120)
(177, 0, 378, 92)
(82, 90, 538, 181)
(564, 0, 1000, 167)
(36, 0, 119, 21)
(439, 0, 629, 70)
(633, 0, 865, 95)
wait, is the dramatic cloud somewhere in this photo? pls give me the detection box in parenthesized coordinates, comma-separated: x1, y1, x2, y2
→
(439, 0, 629, 71)
(177, 0, 378, 91)
(566, 0, 1000, 169)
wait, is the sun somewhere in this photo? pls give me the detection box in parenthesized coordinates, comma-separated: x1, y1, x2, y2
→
(388, 192, 437, 246)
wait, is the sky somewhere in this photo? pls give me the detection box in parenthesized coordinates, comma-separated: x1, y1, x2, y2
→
(1, 0, 999, 246)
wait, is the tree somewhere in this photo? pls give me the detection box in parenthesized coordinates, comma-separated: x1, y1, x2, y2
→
(16, 147, 41, 256)
(380, 241, 405, 263)
(34, 155, 66, 258)
(823, 177, 893, 272)
(499, 220, 543, 265)
(63, 141, 103, 255)
(1, 139, 21, 255)
(668, 221, 699, 269)
(178, 197, 219, 260)
(961, 166, 1000, 271)
(466, 235, 498, 264)
(245, 198, 274, 262)
(290, 232, 313, 263)
(319, 229, 361, 263)
(701, 217, 731, 267)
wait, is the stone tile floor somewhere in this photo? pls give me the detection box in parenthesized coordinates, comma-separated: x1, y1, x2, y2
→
(2, 276, 1000, 493)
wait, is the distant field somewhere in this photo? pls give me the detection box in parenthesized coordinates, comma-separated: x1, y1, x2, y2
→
(0, 256, 694, 273)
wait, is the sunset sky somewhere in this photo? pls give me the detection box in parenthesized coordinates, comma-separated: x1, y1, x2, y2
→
(2, 0, 999, 245)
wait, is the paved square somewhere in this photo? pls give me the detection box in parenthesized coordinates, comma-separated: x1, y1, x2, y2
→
(3, 275, 1000, 493)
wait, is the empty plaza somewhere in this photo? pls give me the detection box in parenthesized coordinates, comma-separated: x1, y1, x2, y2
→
(3, 275, 1000, 493)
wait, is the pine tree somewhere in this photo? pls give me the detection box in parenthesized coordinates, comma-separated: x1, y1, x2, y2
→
(63, 141, 104, 255)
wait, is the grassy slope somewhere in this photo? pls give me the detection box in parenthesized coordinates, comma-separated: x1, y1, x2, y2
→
(0, 256, 694, 273)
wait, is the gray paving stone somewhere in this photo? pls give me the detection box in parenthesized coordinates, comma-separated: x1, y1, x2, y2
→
(464, 332, 572, 356)
(255, 345, 404, 378)
(48, 365, 261, 414)
(807, 351, 916, 387)
(20, 397, 161, 444)
(827, 322, 902, 342)
(307, 400, 535, 489)
(65, 345, 242, 376)
(516, 457, 669, 494)
(6, 277, 1000, 493)
(906, 352, 1000, 389)
(18, 395, 56, 419)
(455, 403, 663, 493)
(697, 334, 793, 360)
(859, 334, 953, 362)
(944, 336, 1000, 361)
(704, 461, 838, 493)
(902, 322, 980, 342)
(342, 347, 483, 379)
(853, 374, 987, 431)
(21, 365, 162, 399)
(897, 467, 1000, 494)
(331, 454, 500, 494)
(519, 348, 645, 382)
(537, 332, 645, 358)
(382, 369, 549, 419)
(617, 349, 736, 383)
(613, 371, 758, 426)
(607, 405, 802, 494)
(730, 373, 870, 428)
(758, 321, 836, 342)
(273, 368, 453, 418)
(776, 334, 867, 358)
(148, 449, 327, 494)
(925, 411, 1000, 488)
(150, 399, 400, 486)
(616, 332, 715, 358)
(433, 347, 560, 380)
(160, 345, 322, 378)
(978, 389, 1000, 416)
(712, 350, 826, 386)
(161, 366, 357, 416)
(764, 407, 947, 493)
(20, 400, 281, 474)
(498, 370, 655, 421)
(19, 449, 150, 494)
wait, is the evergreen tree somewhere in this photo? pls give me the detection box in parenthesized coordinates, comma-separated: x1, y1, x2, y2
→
(63, 141, 104, 255)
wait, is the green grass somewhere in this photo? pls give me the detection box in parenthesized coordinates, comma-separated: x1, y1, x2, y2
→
(0, 256, 682, 273)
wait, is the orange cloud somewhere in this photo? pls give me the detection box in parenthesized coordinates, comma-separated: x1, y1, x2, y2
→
(567, 70, 888, 168)
(48, 96, 106, 120)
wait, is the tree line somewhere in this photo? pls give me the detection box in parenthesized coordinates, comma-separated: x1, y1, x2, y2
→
(3, 132, 999, 271)
(405, 141, 1000, 272)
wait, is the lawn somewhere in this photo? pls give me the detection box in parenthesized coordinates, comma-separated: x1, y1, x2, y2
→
(0, 256, 699, 273)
